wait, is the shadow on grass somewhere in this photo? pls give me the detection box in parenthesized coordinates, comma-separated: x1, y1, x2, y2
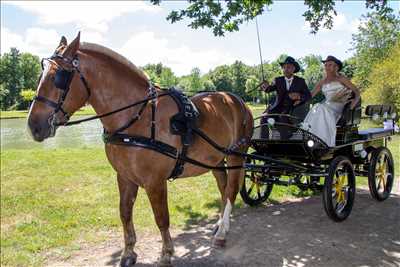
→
(175, 205, 209, 230)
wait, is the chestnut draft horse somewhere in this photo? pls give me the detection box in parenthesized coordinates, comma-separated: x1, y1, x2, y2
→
(28, 33, 253, 267)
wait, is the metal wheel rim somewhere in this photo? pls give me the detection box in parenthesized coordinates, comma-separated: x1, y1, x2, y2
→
(244, 171, 268, 200)
(374, 152, 392, 195)
(331, 162, 352, 214)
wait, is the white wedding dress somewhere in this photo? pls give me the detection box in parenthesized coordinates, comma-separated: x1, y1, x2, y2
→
(302, 81, 349, 147)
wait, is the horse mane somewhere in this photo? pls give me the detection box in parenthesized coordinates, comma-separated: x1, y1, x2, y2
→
(79, 42, 150, 83)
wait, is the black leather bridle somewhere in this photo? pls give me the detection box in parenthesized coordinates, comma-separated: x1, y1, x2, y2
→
(34, 54, 91, 135)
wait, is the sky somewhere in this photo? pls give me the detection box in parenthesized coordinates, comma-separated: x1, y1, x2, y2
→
(1, 1, 399, 76)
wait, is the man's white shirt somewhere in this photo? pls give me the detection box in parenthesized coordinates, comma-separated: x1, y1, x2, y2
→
(285, 76, 293, 90)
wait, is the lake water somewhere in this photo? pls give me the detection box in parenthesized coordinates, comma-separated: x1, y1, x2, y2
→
(1, 117, 104, 150)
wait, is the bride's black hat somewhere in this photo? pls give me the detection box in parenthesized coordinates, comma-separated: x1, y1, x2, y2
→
(279, 56, 300, 73)
(322, 55, 343, 71)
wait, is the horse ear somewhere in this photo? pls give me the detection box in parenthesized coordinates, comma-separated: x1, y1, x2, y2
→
(59, 36, 67, 47)
(63, 32, 80, 58)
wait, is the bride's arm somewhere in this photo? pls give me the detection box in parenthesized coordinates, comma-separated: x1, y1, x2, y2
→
(338, 76, 361, 109)
(311, 80, 323, 97)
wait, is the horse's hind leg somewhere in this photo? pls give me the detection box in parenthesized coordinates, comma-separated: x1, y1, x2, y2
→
(213, 155, 244, 247)
(144, 180, 174, 267)
(211, 161, 228, 235)
(117, 174, 139, 267)
(212, 160, 228, 211)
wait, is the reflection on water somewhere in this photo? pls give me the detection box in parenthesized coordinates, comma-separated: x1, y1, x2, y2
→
(1, 117, 104, 150)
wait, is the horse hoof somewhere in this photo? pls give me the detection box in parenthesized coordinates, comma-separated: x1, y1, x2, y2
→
(120, 254, 137, 267)
(212, 238, 226, 248)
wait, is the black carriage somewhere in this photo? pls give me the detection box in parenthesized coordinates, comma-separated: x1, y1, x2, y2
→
(240, 102, 397, 222)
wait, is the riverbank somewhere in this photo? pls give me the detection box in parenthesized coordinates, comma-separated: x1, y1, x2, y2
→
(0, 106, 97, 119)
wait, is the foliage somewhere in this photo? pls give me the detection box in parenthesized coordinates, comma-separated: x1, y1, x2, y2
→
(351, 9, 400, 90)
(0, 48, 41, 110)
(19, 89, 36, 109)
(141, 63, 178, 88)
(362, 40, 400, 110)
(151, 0, 389, 36)
(188, 67, 202, 93)
(208, 64, 234, 92)
(299, 54, 324, 104)
(341, 57, 357, 79)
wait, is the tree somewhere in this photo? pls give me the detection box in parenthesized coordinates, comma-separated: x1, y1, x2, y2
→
(245, 75, 261, 103)
(0, 48, 41, 110)
(351, 9, 400, 90)
(0, 84, 9, 110)
(230, 60, 249, 98)
(151, 0, 389, 36)
(300, 54, 324, 104)
(300, 55, 323, 90)
(20, 53, 41, 93)
(188, 67, 203, 93)
(362, 40, 400, 110)
(341, 57, 357, 79)
(0, 48, 23, 109)
(141, 63, 177, 88)
(19, 89, 36, 109)
(208, 65, 233, 92)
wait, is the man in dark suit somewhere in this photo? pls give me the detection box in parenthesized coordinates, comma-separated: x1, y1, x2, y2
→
(259, 56, 311, 138)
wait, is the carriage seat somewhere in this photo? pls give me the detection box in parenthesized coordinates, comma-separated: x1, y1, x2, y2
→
(365, 104, 396, 118)
(337, 96, 361, 127)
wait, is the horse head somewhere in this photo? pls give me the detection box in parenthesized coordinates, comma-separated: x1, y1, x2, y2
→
(28, 32, 90, 141)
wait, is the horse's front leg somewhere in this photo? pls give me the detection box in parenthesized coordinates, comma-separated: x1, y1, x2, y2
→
(117, 174, 139, 267)
(145, 179, 174, 267)
(213, 156, 244, 247)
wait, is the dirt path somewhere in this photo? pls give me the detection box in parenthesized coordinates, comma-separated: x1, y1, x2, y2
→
(47, 186, 400, 267)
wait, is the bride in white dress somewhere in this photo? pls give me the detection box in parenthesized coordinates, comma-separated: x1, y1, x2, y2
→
(302, 56, 360, 147)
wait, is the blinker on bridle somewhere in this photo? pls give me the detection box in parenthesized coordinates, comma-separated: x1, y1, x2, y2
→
(34, 54, 91, 134)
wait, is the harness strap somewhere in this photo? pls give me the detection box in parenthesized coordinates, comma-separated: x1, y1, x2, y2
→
(76, 68, 91, 98)
(62, 92, 170, 126)
(34, 95, 59, 109)
(109, 101, 148, 136)
(103, 133, 244, 174)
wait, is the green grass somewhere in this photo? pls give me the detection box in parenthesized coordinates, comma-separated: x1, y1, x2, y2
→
(0, 106, 96, 119)
(1, 147, 304, 266)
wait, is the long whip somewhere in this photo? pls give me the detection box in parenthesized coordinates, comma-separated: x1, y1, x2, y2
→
(254, 17, 268, 105)
(255, 17, 265, 82)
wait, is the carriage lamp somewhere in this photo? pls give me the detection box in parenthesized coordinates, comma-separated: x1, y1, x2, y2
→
(360, 149, 368, 158)
(372, 113, 379, 121)
(307, 140, 315, 148)
(267, 118, 275, 126)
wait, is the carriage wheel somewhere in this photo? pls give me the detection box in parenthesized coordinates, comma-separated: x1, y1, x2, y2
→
(240, 158, 273, 206)
(322, 156, 356, 222)
(368, 147, 394, 201)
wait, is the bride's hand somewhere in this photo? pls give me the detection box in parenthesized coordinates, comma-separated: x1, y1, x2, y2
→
(350, 99, 357, 109)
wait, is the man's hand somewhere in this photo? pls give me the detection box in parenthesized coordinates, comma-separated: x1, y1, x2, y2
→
(260, 80, 270, 92)
(289, 93, 302, 106)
